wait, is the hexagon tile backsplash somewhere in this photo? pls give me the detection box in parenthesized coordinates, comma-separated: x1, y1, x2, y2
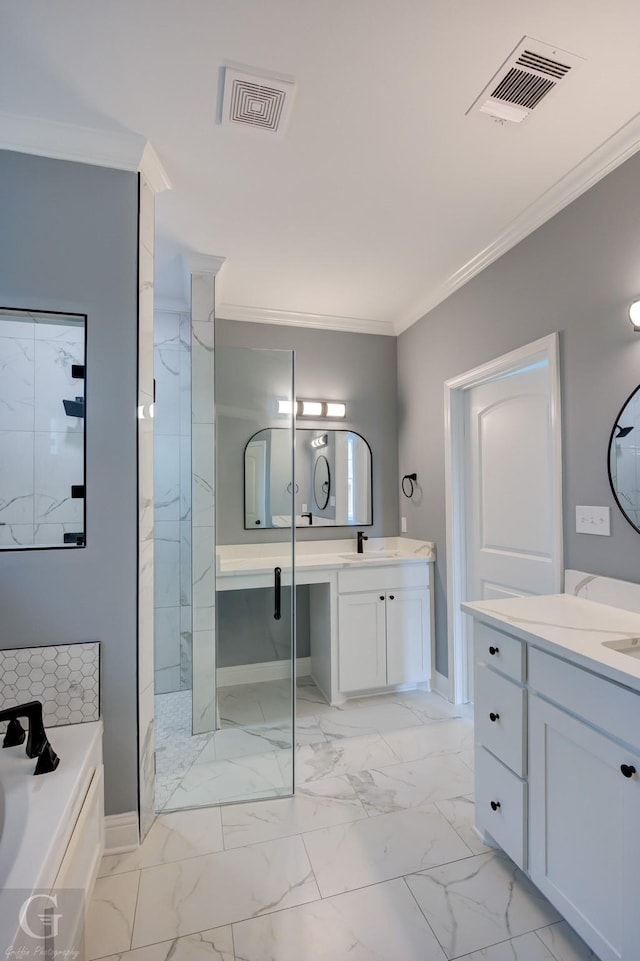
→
(0, 642, 100, 732)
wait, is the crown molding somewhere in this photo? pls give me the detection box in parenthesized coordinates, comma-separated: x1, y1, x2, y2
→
(395, 110, 640, 334)
(0, 111, 171, 192)
(216, 301, 395, 336)
(183, 252, 227, 276)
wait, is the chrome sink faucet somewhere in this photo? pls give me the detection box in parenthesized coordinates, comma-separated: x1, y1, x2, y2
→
(356, 531, 368, 554)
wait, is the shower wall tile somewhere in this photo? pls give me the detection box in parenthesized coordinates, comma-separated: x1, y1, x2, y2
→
(180, 609, 193, 692)
(0, 641, 100, 732)
(179, 312, 192, 349)
(34, 327, 84, 433)
(179, 435, 192, 522)
(192, 423, 214, 527)
(154, 348, 181, 436)
(155, 606, 181, 671)
(0, 336, 35, 431)
(0, 430, 34, 523)
(154, 521, 181, 608)
(192, 630, 216, 731)
(191, 322, 214, 424)
(155, 665, 182, 695)
(138, 174, 156, 839)
(180, 521, 192, 606)
(154, 311, 181, 350)
(154, 434, 181, 521)
(33, 430, 84, 524)
(0, 523, 34, 547)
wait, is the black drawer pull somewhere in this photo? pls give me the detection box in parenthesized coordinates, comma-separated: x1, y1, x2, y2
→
(389, 594, 395, 600)
(490, 800, 501, 811)
(489, 646, 499, 656)
(621, 764, 636, 779)
(379, 595, 385, 601)
(489, 712, 500, 723)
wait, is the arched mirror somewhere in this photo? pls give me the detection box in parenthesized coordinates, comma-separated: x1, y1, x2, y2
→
(313, 454, 330, 510)
(608, 384, 640, 533)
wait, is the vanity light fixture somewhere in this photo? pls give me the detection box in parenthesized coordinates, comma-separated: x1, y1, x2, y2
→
(277, 399, 347, 418)
(629, 299, 640, 331)
(311, 434, 328, 448)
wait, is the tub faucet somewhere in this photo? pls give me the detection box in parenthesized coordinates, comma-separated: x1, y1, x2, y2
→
(356, 531, 368, 554)
(0, 700, 60, 774)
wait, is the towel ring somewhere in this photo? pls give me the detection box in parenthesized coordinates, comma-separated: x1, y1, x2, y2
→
(401, 473, 417, 498)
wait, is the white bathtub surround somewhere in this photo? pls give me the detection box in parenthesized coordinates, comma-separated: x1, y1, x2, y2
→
(0, 722, 103, 960)
(0, 641, 99, 733)
(137, 173, 156, 840)
(87, 686, 597, 961)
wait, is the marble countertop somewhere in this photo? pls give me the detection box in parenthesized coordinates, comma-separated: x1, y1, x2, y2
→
(217, 537, 435, 577)
(462, 593, 640, 693)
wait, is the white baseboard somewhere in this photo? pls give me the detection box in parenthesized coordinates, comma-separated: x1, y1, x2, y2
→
(433, 670, 451, 700)
(217, 656, 311, 688)
(104, 811, 139, 855)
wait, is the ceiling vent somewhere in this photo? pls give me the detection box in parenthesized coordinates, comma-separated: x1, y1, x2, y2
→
(468, 38, 584, 124)
(220, 66, 296, 136)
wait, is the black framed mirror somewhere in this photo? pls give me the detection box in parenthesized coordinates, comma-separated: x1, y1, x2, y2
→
(608, 384, 640, 533)
(244, 428, 372, 529)
(313, 454, 331, 510)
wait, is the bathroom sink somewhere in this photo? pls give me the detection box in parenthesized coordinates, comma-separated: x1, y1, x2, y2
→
(339, 550, 399, 561)
(602, 638, 640, 659)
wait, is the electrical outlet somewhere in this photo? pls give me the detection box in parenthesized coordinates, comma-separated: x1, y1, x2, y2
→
(576, 506, 610, 536)
(401, 517, 407, 533)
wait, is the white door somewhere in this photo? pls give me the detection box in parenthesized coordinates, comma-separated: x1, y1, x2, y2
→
(245, 439, 266, 528)
(445, 334, 563, 704)
(386, 589, 429, 685)
(466, 359, 557, 601)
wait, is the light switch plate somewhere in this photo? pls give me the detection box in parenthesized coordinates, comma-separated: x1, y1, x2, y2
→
(576, 505, 610, 536)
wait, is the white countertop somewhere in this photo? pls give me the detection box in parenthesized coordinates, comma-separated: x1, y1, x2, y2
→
(462, 594, 640, 693)
(216, 536, 435, 577)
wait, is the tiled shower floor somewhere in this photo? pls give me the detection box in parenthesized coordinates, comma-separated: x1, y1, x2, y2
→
(90, 684, 599, 961)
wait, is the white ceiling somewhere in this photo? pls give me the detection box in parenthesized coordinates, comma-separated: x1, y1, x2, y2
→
(2, 1, 640, 334)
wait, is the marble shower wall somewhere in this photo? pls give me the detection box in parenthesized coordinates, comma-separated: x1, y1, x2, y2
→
(138, 174, 156, 840)
(153, 308, 193, 695)
(0, 312, 85, 548)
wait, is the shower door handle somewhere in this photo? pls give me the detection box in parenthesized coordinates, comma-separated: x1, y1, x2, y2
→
(274, 566, 282, 620)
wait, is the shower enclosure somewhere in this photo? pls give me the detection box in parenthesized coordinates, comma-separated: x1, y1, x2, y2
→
(153, 296, 295, 809)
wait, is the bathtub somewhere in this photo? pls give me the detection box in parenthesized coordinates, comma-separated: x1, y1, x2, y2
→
(0, 721, 103, 958)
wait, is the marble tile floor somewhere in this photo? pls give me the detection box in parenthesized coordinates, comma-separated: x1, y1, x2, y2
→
(91, 686, 600, 961)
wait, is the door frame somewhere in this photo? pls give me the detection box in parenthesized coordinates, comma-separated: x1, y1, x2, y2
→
(444, 333, 563, 704)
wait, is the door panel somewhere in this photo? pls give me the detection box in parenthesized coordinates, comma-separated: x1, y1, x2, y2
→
(386, 589, 428, 685)
(338, 593, 386, 692)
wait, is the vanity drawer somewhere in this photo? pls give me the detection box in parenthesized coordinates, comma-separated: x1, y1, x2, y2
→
(476, 746, 526, 870)
(528, 646, 640, 751)
(474, 620, 526, 682)
(475, 664, 526, 776)
(338, 563, 427, 594)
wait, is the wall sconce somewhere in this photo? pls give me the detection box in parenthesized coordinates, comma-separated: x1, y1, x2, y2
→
(277, 399, 347, 418)
(401, 472, 417, 498)
(629, 300, 640, 331)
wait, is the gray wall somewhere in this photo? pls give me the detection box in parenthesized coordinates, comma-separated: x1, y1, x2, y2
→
(398, 149, 640, 677)
(0, 151, 139, 816)
(215, 319, 399, 543)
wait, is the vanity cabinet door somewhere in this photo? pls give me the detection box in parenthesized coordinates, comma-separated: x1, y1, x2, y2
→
(386, 588, 429, 685)
(338, 592, 387, 692)
(529, 693, 640, 961)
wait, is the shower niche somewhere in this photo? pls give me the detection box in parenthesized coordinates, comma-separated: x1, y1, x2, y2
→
(0, 307, 86, 550)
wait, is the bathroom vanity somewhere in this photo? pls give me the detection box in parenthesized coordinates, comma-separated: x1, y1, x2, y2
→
(216, 537, 435, 703)
(463, 574, 640, 961)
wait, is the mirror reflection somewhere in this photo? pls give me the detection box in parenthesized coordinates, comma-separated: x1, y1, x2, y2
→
(0, 307, 86, 550)
(245, 428, 372, 528)
(609, 384, 640, 533)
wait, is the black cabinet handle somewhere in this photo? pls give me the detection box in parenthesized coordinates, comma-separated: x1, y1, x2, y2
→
(389, 594, 395, 600)
(274, 567, 282, 621)
(489, 646, 499, 656)
(379, 595, 385, 601)
(490, 800, 501, 811)
(621, 763, 636, 779)
(489, 712, 500, 722)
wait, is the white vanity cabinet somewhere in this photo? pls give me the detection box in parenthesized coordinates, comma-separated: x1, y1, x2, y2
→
(527, 650, 640, 961)
(468, 607, 640, 961)
(337, 563, 430, 695)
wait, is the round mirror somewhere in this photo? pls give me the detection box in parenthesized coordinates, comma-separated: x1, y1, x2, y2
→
(313, 455, 331, 511)
(608, 384, 640, 533)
